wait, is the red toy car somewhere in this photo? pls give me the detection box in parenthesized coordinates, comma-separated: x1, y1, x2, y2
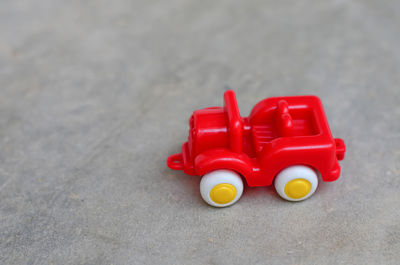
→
(167, 90, 346, 207)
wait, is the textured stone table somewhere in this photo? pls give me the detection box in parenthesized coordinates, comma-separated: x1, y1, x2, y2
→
(1, 0, 399, 264)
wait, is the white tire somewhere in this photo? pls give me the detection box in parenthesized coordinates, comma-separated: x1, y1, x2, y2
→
(274, 165, 318, 202)
(200, 170, 244, 207)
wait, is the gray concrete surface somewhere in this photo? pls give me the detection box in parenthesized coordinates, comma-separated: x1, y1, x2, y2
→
(1, 0, 400, 264)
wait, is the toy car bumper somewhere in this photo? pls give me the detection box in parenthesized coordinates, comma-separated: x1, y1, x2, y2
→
(335, 138, 346, 160)
(167, 142, 195, 175)
(323, 138, 346, 182)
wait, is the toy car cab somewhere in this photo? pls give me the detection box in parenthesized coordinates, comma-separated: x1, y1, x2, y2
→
(167, 90, 346, 207)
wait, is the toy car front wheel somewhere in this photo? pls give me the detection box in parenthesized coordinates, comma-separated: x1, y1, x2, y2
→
(200, 170, 244, 207)
(274, 165, 318, 201)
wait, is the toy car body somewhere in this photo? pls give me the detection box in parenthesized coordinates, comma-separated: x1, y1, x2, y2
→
(167, 90, 346, 207)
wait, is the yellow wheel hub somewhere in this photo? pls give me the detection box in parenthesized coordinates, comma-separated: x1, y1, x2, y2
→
(209, 183, 237, 204)
(284, 178, 311, 199)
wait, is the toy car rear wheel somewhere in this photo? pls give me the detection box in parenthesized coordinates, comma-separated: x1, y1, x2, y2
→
(274, 165, 318, 202)
(200, 170, 244, 207)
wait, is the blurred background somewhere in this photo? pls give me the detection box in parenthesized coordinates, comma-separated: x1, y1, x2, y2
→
(0, 0, 399, 264)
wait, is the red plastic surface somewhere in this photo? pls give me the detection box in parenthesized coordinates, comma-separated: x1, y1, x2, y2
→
(167, 90, 346, 187)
